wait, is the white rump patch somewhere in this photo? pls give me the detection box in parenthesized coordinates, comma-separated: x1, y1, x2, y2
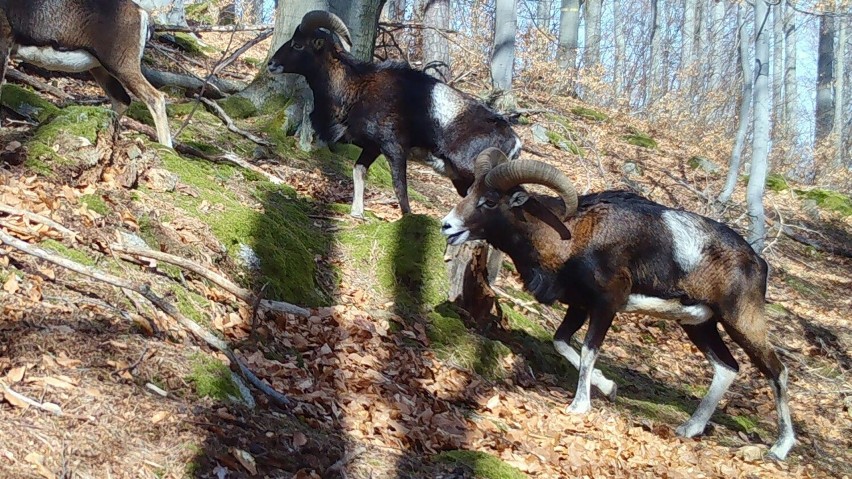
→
(430, 83, 465, 128)
(663, 210, 707, 273)
(16, 46, 100, 73)
(623, 294, 712, 325)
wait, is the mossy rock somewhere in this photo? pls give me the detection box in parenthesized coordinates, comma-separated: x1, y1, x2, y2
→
(187, 353, 239, 401)
(25, 106, 113, 175)
(1, 84, 60, 123)
(687, 156, 720, 174)
(217, 96, 258, 119)
(793, 188, 852, 217)
(433, 450, 527, 479)
(337, 214, 447, 313)
(427, 304, 512, 379)
(545, 130, 584, 156)
(571, 106, 608, 122)
(624, 129, 657, 149)
(186, 1, 217, 24)
(765, 173, 791, 192)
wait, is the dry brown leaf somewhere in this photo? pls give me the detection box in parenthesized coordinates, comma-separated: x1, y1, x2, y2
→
(293, 431, 308, 448)
(151, 411, 169, 424)
(3, 275, 19, 294)
(3, 388, 29, 409)
(40, 376, 77, 389)
(231, 448, 257, 475)
(5, 366, 26, 383)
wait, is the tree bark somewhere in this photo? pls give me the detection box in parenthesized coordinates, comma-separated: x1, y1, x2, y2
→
(708, 0, 726, 91)
(647, 0, 663, 107)
(719, 4, 752, 204)
(491, 0, 517, 109)
(583, 0, 602, 69)
(537, 0, 554, 31)
(423, 0, 451, 81)
(446, 242, 497, 324)
(557, 0, 581, 71)
(782, 1, 797, 129)
(772, 2, 783, 132)
(682, 0, 696, 90)
(833, 11, 846, 168)
(815, 13, 835, 144)
(136, 0, 187, 25)
(613, 1, 625, 100)
(747, 0, 771, 251)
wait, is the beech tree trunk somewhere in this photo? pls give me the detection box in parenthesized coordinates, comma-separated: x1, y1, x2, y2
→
(583, 0, 602, 69)
(815, 13, 835, 145)
(491, 0, 517, 109)
(423, 0, 451, 81)
(719, 4, 752, 204)
(647, 0, 663, 106)
(833, 13, 846, 168)
(772, 3, 783, 132)
(682, 0, 696, 86)
(537, 0, 554, 30)
(747, 0, 771, 251)
(557, 0, 581, 70)
(782, 2, 797, 129)
(137, 0, 187, 25)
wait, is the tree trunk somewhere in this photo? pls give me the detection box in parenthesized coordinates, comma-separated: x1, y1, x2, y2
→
(708, 0, 726, 91)
(815, 13, 835, 144)
(719, 4, 752, 204)
(772, 2, 783, 132)
(537, 0, 554, 31)
(782, 1, 797, 129)
(747, 0, 771, 251)
(646, 0, 663, 107)
(557, 0, 581, 71)
(238, 0, 385, 149)
(423, 0, 451, 81)
(446, 242, 497, 324)
(491, 0, 517, 109)
(583, 0, 602, 69)
(682, 0, 696, 89)
(613, 0, 626, 100)
(833, 12, 846, 168)
(382, 0, 404, 21)
(698, 0, 711, 91)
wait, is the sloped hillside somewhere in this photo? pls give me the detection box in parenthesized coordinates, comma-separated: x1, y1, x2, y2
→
(1, 37, 850, 479)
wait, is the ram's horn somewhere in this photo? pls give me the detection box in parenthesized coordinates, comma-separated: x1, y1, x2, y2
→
(473, 147, 510, 179)
(485, 160, 578, 220)
(299, 10, 352, 51)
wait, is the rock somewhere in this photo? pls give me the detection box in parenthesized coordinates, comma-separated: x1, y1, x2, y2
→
(126, 144, 143, 161)
(688, 156, 720, 174)
(52, 133, 100, 167)
(802, 199, 821, 220)
(737, 445, 765, 462)
(144, 168, 179, 192)
(622, 162, 643, 177)
(237, 243, 261, 271)
(530, 124, 550, 145)
(844, 396, 852, 419)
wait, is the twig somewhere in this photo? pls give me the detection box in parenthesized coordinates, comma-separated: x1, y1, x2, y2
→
(211, 30, 273, 77)
(112, 346, 150, 377)
(154, 24, 273, 33)
(5, 68, 72, 101)
(199, 97, 271, 146)
(109, 244, 309, 317)
(0, 203, 78, 240)
(0, 229, 291, 408)
(0, 382, 62, 415)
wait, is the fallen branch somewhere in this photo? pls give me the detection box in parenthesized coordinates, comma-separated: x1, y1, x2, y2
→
(154, 24, 273, 33)
(212, 29, 273, 77)
(109, 244, 309, 316)
(218, 153, 284, 185)
(0, 203, 77, 240)
(778, 226, 852, 258)
(1, 381, 62, 415)
(141, 67, 228, 99)
(5, 68, 72, 101)
(199, 97, 271, 146)
(0, 229, 291, 408)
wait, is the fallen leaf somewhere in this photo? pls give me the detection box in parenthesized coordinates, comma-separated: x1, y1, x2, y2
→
(485, 394, 501, 411)
(151, 411, 169, 424)
(3, 275, 19, 294)
(40, 376, 76, 389)
(5, 366, 26, 383)
(3, 388, 29, 409)
(231, 448, 257, 475)
(293, 431, 308, 447)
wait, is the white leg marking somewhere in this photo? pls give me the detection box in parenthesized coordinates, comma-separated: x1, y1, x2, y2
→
(623, 294, 712, 325)
(351, 164, 367, 218)
(676, 358, 737, 438)
(554, 339, 616, 400)
(769, 366, 796, 460)
(662, 210, 708, 273)
(566, 345, 599, 414)
(139, 9, 151, 58)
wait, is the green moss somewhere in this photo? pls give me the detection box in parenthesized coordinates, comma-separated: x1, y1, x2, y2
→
(171, 32, 215, 55)
(216, 96, 258, 119)
(731, 415, 759, 434)
(172, 284, 212, 327)
(571, 106, 608, 122)
(624, 129, 657, 149)
(783, 275, 826, 299)
(243, 57, 262, 67)
(25, 106, 113, 173)
(765, 173, 790, 192)
(766, 303, 789, 318)
(545, 113, 574, 132)
(41, 239, 97, 267)
(0, 84, 60, 123)
(434, 450, 527, 479)
(158, 152, 332, 306)
(618, 397, 690, 425)
(80, 194, 110, 216)
(794, 188, 852, 217)
(427, 305, 512, 379)
(337, 214, 448, 312)
(185, 1, 216, 24)
(544, 130, 584, 156)
(187, 353, 239, 401)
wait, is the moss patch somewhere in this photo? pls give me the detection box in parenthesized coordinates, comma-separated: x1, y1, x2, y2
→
(187, 353, 239, 401)
(40, 239, 97, 267)
(0, 84, 60, 123)
(434, 450, 527, 479)
(427, 304, 512, 379)
(624, 128, 657, 149)
(217, 96, 258, 119)
(25, 106, 113, 173)
(765, 173, 790, 192)
(80, 194, 110, 216)
(337, 214, 447, 313)
(794, 188, 852, 217)
(571, 106, 608, 122)
(185, 1, 216, 24)
(545, 130, 584, 156)
(783, 275, 826, 299)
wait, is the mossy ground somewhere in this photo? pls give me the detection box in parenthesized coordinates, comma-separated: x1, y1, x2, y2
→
(571, 106, 608, 122)
(623, 128, 658, 149)
(0, 84, 60, 123)
(433, 450, 527, 479)
(794, 188, 852, 217)
(40, 239, 97, 267)
(186, 353, 239, 401)
(24, 106, 113, 174)
(427, 304, 512, 379)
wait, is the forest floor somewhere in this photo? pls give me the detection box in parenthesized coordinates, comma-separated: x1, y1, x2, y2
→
(1, 31, 851, 479)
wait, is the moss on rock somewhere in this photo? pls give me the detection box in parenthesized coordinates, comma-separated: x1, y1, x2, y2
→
(794, 188, 852, 217)
(571, 106, 608, 122)
(624, 128, 658, 149)
(187, 353, 239, 401)
(0, 84, 59, 123)
(217, 95, 258, 119)
(25, 106, 113, 174)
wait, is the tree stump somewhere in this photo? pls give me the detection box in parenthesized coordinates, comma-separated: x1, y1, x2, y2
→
(445, 241, 499, 325)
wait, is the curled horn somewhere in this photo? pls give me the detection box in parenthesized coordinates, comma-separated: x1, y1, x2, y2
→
(485, 160, 578, 220)
(299, 10, 353, 52)
(473, 147, 510, 179)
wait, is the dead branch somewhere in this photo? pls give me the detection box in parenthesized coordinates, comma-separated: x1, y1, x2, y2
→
(0, 381, 63, 415)
(199, 97, 271, 146)
(379, 21, 458, 34)
(218, 153, 284, 185)
(109, 244, 309, 317)
(0, 229, 291, 407)
(154, 24, 273, 33)
(0, 203, 77, 240)
(5, 68, 72, 101)
(212, 30, 273, 77)
(141, 67, 227, 99)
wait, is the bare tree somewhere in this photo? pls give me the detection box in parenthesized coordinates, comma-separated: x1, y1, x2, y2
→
(491, 0, 517, 109)
(537, 0, 554, 30)
(719, 3, 752, 204)
(747, 0, 771, 251)
(772, 2, 783, 131)
(137, 0, 187, 25)
(382, 0, 405, 21)
(782, 0, 797, 129)
(423, 0, 451, 81)
(682, 0, 697, 71)
(583, 0, 602, 69)
(834, 12, 846, 168)
(815, 13, 835, 144)
(613, 0, 626, 99)
(647, 0, 664, 106)
(557, 0, 581, 70)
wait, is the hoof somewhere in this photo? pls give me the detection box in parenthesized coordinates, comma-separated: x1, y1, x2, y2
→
(599, 382, 617, 402)
(675, 422, 705, 439)
(564, 401, 591, 415)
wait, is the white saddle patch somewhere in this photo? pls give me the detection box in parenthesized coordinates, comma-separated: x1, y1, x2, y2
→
(16, 46, 100, 73)
(623, 294, 712, 325)
(430, 83, 464, 129)
(663, 210, 707, 273)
